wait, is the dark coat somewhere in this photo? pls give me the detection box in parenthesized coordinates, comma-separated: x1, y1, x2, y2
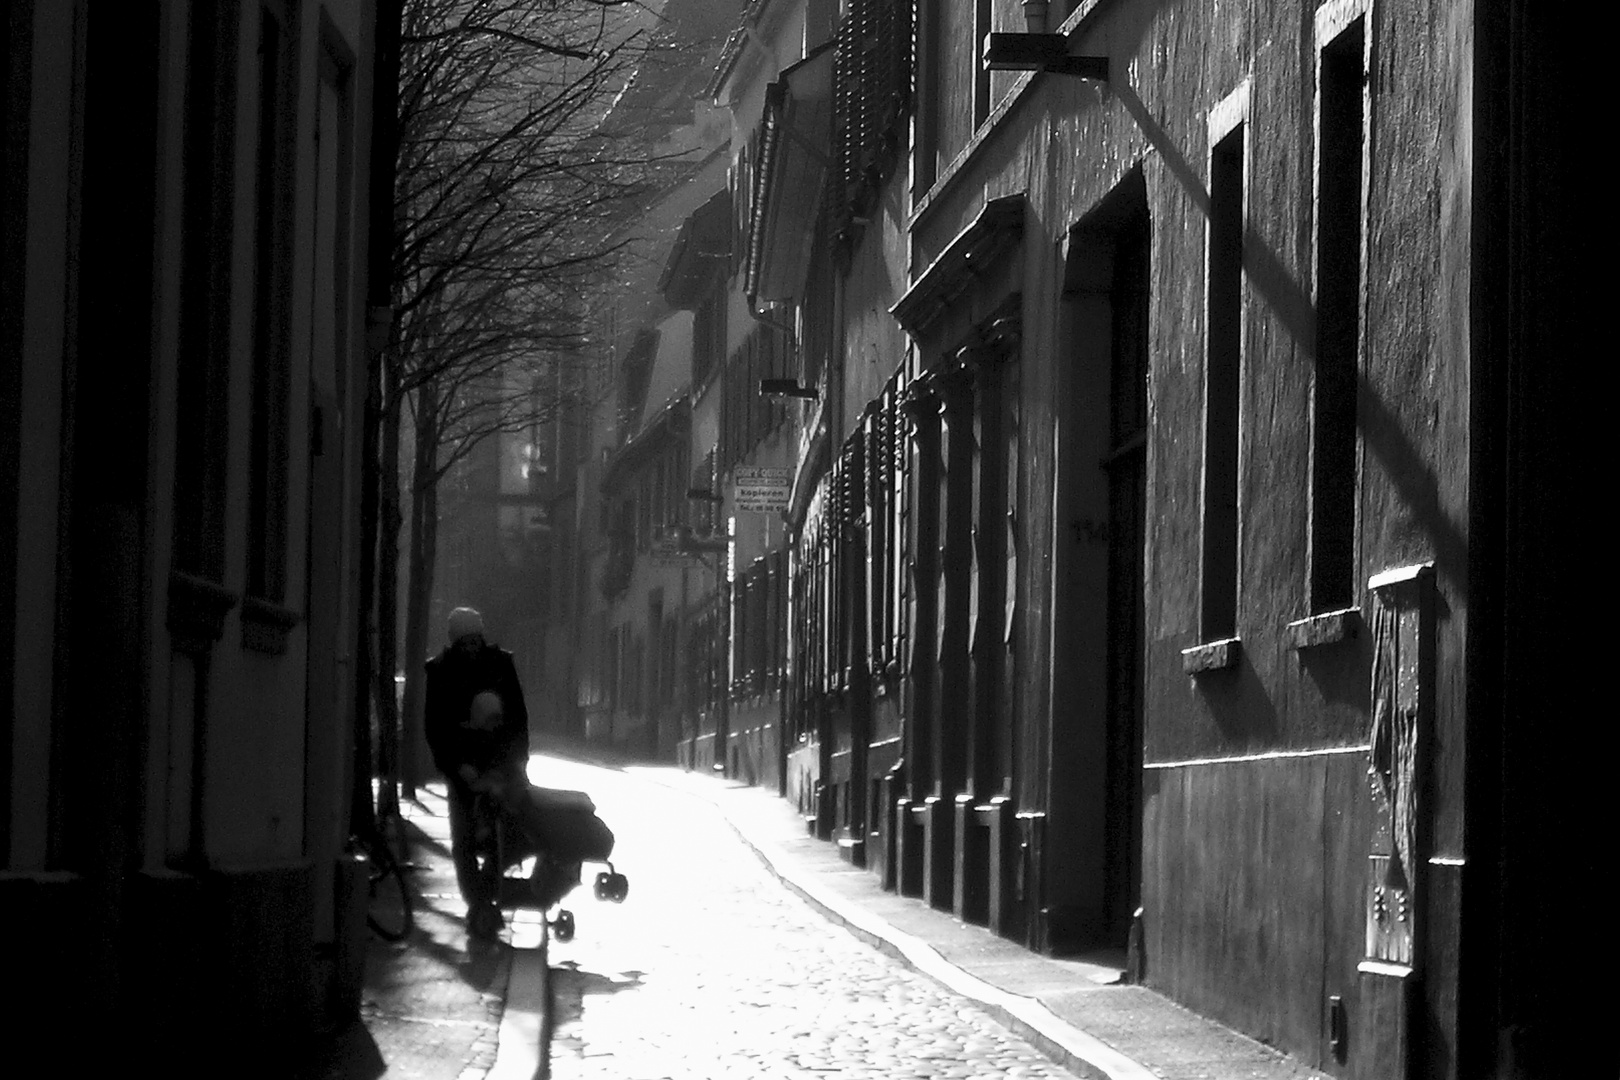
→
(424, 643, 531, 780)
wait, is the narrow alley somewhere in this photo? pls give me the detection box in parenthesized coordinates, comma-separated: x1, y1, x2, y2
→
(3, 2, 1606, 1077)
(305, 750, 1334, 1079)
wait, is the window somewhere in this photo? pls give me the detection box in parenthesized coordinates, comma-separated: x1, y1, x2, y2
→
(835, 440, 860, 689)
(668, 445, 689, 531)
(692, 289, 725, 390)
(1311, 17, 1365, 613)
(1201, 119, 1244, 642)
(731, 569, 748, 698)
(719, 324, 793, 476)
(769, 550, 787, 691)
(686, 594, 724, 719)
(692, 450, 718, 536)
(585, 612, 607, 708)
(889, 381, 910, 667)
(865, 400, 888, 671)
(748, 557, 767, 694)
(973, 0, 991, 128)
(832, 0, 912, 249)
(801, 234, 833, 390)
(246, 2, 297, 602)
(173, 3, 237, 583)
(733, 133, 756, 279)
(912, 0, 940, 193)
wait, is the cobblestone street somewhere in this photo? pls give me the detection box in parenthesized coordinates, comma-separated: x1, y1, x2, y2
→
(537, 756, 1081, 1080)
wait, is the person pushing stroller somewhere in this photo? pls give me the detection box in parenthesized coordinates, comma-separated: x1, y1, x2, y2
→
(425, 606, 616, 940)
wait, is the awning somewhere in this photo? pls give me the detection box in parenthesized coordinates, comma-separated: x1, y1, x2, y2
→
(745, 41, 834, 308)
(659, 188, 732, 310)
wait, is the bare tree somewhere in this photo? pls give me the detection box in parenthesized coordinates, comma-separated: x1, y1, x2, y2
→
(381, 0, 702, 789)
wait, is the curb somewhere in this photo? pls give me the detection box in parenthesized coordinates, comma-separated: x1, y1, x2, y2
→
(457, 946, 513, 1080)
(719, 815, 1158, 1080)
(486, 942, 548, 1080)
(601, 759, 1159, 1080)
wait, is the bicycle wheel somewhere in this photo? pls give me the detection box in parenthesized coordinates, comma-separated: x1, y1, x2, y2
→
(365, 838, 413, 941)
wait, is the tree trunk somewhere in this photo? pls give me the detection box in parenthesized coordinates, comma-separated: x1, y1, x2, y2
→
(374, 350, 404, 820)
(400, 376, 439, 790)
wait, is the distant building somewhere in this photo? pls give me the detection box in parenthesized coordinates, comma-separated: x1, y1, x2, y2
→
(538, 1, 741, 756)
(597, 316, 697, 756)
(2, 1, 382, 1067)
(699, 0, 837, 789)
(430, 371, 554, 703)
(658, 187, 736, 772)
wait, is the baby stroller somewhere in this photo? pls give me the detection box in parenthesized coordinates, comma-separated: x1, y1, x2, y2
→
(468, 773, 628, 941)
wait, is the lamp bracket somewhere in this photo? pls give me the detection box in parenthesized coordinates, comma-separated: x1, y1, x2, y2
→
(983, 33, 1108, 81)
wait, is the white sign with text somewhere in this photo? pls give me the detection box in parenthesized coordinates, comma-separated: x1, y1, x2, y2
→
(733, 466, 792, 513)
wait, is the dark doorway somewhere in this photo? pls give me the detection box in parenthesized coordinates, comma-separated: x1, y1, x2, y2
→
(1049, 175, 1149, 954)
(1101, 209, 1149, 943)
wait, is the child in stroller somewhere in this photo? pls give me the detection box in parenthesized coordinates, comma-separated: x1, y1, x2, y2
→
(464, 758, 628, 941)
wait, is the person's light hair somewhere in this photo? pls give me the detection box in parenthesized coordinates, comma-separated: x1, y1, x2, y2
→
(447, 606, 484, 643)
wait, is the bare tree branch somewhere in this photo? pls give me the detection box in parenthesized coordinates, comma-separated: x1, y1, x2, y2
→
(384, 0, 719, 783)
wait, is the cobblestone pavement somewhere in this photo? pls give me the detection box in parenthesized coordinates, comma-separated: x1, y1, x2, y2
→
(537, 756, 1082, 1080)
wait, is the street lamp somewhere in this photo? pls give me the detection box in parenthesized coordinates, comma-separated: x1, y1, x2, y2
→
(982, 33, 1109, 81)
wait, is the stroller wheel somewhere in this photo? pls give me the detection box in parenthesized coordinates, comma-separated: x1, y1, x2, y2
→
(594, 872, 628, 903)
(550, 908, 575, 942)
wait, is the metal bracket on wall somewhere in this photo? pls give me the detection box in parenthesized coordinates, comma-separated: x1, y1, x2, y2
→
(982, 33, 1109, 80)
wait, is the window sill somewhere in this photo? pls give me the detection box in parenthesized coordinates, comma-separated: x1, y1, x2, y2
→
(241, 596, 300, 655)
(1285, 607, 1360, 649)
(1182, 636, 1241, 674)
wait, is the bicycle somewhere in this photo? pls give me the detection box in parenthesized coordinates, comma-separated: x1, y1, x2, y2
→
(354, 788, 414, 942)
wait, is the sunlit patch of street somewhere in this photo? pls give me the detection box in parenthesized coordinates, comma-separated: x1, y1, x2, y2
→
(527, 754, 1080, 1080)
